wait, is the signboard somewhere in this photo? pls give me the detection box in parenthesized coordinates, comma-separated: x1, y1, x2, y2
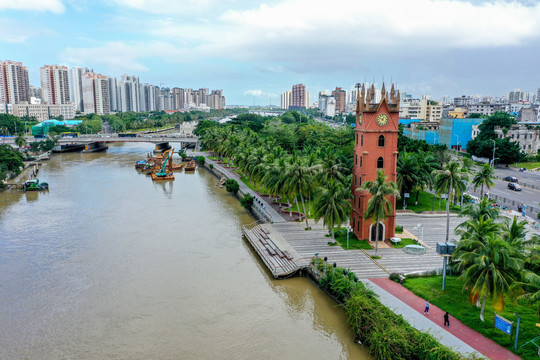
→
(404, 193, 410, 198)
(494, 314, 513, 336)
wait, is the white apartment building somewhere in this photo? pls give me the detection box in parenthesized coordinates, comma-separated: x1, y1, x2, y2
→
(69, 67, 93, 112)
(118, 74, 140, 112)
(40, 65, 70, 104)
(326, 96, 336, 117)
(82, 73, 110, 115)
(400, 99, 442, 121)
(13, 103, 76, 121)
(0, 60, 30, 104)
(280, 90, 291, 109)
(467, 103, 506, 116)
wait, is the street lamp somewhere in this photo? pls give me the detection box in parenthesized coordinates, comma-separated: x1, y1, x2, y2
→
(346, 225, 353, 249)
(491, 139, 496, 167)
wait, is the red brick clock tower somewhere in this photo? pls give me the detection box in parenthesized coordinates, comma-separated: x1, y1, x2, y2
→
(351, 83, 400, 241)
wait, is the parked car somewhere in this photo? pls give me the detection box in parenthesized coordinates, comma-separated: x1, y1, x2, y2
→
(503, 176, 518, 182)
(508, 183, 522, 191)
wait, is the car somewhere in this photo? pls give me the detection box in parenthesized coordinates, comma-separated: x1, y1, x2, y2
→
(508, 183, 522, 191)
(503, 176, 518, 182)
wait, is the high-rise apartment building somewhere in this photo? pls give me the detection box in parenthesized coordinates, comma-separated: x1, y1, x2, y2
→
(0, 60, 30, 104)
(82, 73, 110, 115)
(118, 74, 140, 112)
(290, 84, 305, 109)
(207, 90, 225, 109)
(318, 92, 328, 113)
(108, 77, 119, 112)
(332, 87, 346, 114)
(40, 65, 70, 104)
(281, 90, 291, 109)
(69, 67, 93, 112)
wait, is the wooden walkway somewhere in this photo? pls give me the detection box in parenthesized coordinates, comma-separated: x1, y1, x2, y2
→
(271, 222, 389, 279)
(242, 222, 308, 278)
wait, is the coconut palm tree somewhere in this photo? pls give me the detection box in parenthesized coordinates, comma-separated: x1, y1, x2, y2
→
(454, 225, 523, 321)
(15, 133, 27, 150)
(283, 160, 315, 229)
(472, 164, 495, 199)
(396, 152, 419, 200)
(433, 161, 469, 243)
(357, 170, 400, 254)
(510, 270, 540, 320)
(312, 179, 351, 239)
(457, 197, 500, 230)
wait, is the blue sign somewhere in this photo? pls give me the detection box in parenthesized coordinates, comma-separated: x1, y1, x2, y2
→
(494, 314, 513, 336)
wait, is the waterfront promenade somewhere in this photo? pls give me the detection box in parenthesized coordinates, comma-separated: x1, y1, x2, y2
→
(197, 152, 521, 359)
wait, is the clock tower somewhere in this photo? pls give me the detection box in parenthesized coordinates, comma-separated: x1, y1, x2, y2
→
(351, 83, 400, 241)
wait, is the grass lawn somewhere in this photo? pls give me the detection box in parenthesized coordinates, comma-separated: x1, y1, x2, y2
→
(516, 162, 540, 170)
(391, 238, 418, 248)
(330, 227, 373, 250)
(403, 276, 539, 359)
(404, 190, 461, 213)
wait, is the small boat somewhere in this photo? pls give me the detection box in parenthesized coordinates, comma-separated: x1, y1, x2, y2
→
(135, 160, 146, 169)
(170, 162, 185, 171)
(184, 161, 196, 171)
(24, 179, 49, 192)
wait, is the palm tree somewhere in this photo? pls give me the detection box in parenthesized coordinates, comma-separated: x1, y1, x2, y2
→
(15, 133, 27, 150)
(396, 152, 419, 201)
(510, 271, 540, 320)
(457, 197, 500, 230)
(433, 161, 469, 243)
(472, 164, 495, 198)
(357, 170, 400, 254)
(283, 160, 315, 229)
(454, 224, 523, 321)
(312, 179, 351, 239)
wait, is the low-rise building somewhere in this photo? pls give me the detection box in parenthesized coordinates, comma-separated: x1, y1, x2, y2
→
(495, 124, 540, 154)
(467, 103, 506, 116)
(13, 102, 76, 121)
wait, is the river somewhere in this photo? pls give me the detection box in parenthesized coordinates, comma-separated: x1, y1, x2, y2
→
(0, 142, 370, 359)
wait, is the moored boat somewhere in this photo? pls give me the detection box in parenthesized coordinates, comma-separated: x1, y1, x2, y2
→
(184, 161, 196, 171)
(24, 179, 49, 192)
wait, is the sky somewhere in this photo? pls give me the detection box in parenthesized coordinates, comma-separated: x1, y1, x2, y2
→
(1, 0, 540, 105)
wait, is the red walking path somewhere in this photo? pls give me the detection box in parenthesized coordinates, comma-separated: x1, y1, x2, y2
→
(370, 278, 520, 360)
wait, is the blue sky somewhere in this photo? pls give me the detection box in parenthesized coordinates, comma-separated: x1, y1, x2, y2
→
(1, 0, 539, 105)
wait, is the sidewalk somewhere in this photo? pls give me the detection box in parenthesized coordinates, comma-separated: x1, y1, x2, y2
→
(368, 278, 520, 360)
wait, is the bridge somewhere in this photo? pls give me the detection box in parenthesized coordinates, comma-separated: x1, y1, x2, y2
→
(1, 134, 199, 146)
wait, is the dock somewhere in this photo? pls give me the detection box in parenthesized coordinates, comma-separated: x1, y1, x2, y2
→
(242, 222, 309, 278)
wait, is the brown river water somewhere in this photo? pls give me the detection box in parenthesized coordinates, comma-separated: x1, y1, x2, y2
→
(0, 142, 370, 360)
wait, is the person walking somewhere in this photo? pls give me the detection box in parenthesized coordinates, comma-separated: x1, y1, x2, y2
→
(423, 300, 430, 315)
(444, 312, 450, 327)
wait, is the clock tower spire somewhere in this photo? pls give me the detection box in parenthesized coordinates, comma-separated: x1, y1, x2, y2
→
(351, 83, 400, 242)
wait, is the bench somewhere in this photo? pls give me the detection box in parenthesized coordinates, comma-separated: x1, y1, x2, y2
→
(390, 237, 401, 244)
(403, 245, 426, 254)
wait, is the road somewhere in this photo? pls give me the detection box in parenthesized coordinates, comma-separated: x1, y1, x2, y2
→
(466, 166, 540, 216)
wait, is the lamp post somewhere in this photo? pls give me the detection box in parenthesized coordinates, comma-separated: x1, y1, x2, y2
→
(513, 313, 521, 350)
(491, 139, 496, 167)
(346, 225, 353, 249)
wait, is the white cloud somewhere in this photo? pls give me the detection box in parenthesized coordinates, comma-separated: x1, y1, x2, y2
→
(244, 89, 278, 97)
(112, 0, 220, 14)
(0, 0, 65, 13)
(60, 41, 185, 73)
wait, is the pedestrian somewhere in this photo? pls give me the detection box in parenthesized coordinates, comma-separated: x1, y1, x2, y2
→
(444, 312, 450, 327)
(424, 300, 430, 315)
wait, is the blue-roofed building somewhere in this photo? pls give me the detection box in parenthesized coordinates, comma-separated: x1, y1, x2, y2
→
(31, 119, 83, 136)
(402, 121, 440, 145)
(399, 118, 422, 126)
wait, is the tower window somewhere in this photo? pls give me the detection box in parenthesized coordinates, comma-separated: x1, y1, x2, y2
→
(356, 133, 358, 145)
(360, 156, 363, 167)
(354, 174, 357, 186)
(378, 135, 385, 147)
(361, 134, 363, 146)
(355, 154, 358, 165)
(377, 156, 384, 169)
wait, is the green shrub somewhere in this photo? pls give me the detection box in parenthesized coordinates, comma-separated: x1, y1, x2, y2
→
(240, 194, 254, 209)
(225, 179, 239, 194)
(395, 225, 403, 233)
(537, 211, 540, 219)
(196, 155, 205, 165)
(209, 163, 214, 170)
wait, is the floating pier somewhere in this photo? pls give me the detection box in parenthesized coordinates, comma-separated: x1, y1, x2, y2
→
(242, 222, 308, 279)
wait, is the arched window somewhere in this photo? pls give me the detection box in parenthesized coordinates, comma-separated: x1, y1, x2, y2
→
(361, 134, 363, 146)
(355, 154, 358, 165)
(354, 174, 357, 186)
(377, 157, 384, 169)
(378, 135, 385, 147)
(360, 156, 363, 167)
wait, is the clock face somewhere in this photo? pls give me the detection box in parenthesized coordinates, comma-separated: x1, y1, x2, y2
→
(376, 113, 389, 127)
(358, 113, 363, 125)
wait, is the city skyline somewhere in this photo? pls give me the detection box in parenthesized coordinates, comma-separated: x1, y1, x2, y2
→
(1, 0, 540, 105)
